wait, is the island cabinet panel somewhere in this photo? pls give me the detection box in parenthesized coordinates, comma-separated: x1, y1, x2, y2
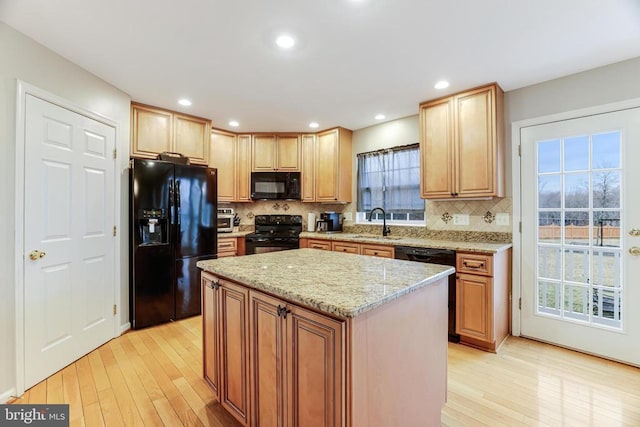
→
(350, 277, 448, 427)
(287, 304, 345, 427)
(202, 277, 219, 399)
(455, 249, 510, 352)
(249, 292, 285, 427)
(202, 273, 251, 427)
(248, 290, 345, 427)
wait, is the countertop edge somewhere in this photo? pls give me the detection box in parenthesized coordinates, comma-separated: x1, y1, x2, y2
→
(198, 260, 455, 319)
(299, 232, 512, 253)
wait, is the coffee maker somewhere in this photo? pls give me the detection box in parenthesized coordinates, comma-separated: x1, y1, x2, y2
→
(318, 212, 343, 233)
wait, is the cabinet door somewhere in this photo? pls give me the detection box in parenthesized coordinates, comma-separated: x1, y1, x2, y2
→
(307, 239, 331, 251)
(210, 130, 237, 202)
(219, 279, 250, 426)
(276, 135, 301, 171)
(217, 237, 237, 258)
(332, 241, 359, 255)
(301, 134, 316, 202)
(456, 273, 492, 342)
(202, 276, 219, 399)
(286, 305, 344, 427)
(131, 104, 173, 159)
(454, 85, 496, 197)
(236, 135, 252, 202)
(315, 129, 339, 202)
(173, 113, 210, 165)
(419, 98, 454, 198)
(360, 243, 394, 259)
(249, 291, 285, 427)
(252, 135, 277, 171)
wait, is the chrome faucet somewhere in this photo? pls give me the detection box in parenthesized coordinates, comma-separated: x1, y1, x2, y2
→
(368, 207, 391, 237)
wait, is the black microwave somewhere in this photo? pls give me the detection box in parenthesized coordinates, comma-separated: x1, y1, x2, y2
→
(251, 172, 301, 200)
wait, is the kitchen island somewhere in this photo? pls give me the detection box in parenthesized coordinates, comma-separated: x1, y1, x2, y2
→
(197, 248, 454, 426)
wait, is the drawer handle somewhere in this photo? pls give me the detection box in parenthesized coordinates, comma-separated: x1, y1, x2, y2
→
(463, 260, 485, 269)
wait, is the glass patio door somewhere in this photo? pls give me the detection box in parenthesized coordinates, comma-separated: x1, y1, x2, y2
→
(520, 108, 640, 365)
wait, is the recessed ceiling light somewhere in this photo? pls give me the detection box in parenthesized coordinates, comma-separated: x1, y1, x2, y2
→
(178, 98, 192, 106)
(229, 120, 239, 127)
(276, 35, 295, 49)
(434, 80, 450, 89)
(375, 114, 385, 120)
(309, 122, 319, 128)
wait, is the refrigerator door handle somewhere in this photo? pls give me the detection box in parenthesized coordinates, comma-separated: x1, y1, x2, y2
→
(176, 179, 181, 225)
(168, 180, 175, 225)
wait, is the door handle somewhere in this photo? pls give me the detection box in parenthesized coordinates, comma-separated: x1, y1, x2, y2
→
(29, 250, 46, 260)
(629, 247, 640, 256)
(629, 228, 640, 237)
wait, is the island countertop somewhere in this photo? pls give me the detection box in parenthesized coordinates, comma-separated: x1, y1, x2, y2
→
(197, 248, 454, 318)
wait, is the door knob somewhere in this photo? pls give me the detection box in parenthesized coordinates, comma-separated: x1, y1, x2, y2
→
(29, 250, 46, 260)
(629, 247, 640, 256)
(629, 228, 640, 237)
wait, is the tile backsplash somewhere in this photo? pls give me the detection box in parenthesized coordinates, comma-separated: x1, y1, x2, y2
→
(425, 197, 513, 233)
(224, 197, 513, 240)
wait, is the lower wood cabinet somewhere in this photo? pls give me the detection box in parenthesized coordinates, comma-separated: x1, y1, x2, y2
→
(455, 249, 511, 352)
(249, 291, 344, 427)
(202, 275, 250, 426)
(202, 271, 448, 426)
(301, 238, 395, 258)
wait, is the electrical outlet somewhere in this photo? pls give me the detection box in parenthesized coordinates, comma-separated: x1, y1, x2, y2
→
(496, 213, 510, 226)
(453, 214, 469, 226)
(343, 212, 352, 221)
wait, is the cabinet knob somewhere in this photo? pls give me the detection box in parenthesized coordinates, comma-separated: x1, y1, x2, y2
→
(277, 305, 291, 319)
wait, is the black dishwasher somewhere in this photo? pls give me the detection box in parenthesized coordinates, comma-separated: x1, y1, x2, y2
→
(395, 246, 459, 343)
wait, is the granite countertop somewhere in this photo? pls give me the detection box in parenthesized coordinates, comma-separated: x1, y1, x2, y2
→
(299, 231, 512, 253)
(197, 248, 454, 319)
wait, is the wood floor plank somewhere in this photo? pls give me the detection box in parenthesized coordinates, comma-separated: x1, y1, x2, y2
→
(11, 316, 640, 426)
(46, 370, 64, 403)
(61, 364, 84, 425)
(98, 345, 145, 427)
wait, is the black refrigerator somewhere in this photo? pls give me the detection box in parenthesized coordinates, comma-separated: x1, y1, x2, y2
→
(130, 158, 217, 329)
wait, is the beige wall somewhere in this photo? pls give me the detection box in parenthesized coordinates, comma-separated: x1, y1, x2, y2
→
(0, 22, 131, 399)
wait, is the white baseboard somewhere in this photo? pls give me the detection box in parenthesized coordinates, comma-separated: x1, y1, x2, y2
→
(0, 387, 18, 403)
(119, 322, 130, 335)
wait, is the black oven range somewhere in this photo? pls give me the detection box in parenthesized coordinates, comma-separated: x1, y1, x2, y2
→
(245, 214, 302, 255)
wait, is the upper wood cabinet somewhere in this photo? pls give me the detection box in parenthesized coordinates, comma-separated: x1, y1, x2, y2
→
(251, 134, 300, 172)
(301, 134, 316, 202)
(210, 130, 251, 202)
(131, 102, 211, 165)
(419, 83, 504, 199)
(313, 128, 353, 203)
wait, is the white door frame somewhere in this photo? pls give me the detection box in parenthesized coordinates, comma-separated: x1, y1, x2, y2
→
(14, 80, 122, 396)
(511, 97, 640, 337)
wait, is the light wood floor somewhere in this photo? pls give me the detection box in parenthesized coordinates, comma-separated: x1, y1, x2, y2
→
(11, 316, 640, 426)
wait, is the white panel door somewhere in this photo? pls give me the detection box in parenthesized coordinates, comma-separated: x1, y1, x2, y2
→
(521, 108, 640, 365)
(23, 94, 116, 388)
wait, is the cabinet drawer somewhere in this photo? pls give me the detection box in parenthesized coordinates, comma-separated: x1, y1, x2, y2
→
(308, 239, 331, 251)
(217, 237, 237, 257)
(332, 241, 360, 254)
(361, 244, 394, 259)
(457, 252, 493, 276)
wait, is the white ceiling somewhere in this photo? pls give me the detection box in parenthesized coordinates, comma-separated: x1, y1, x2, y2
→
(2, 0, 640, 132)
